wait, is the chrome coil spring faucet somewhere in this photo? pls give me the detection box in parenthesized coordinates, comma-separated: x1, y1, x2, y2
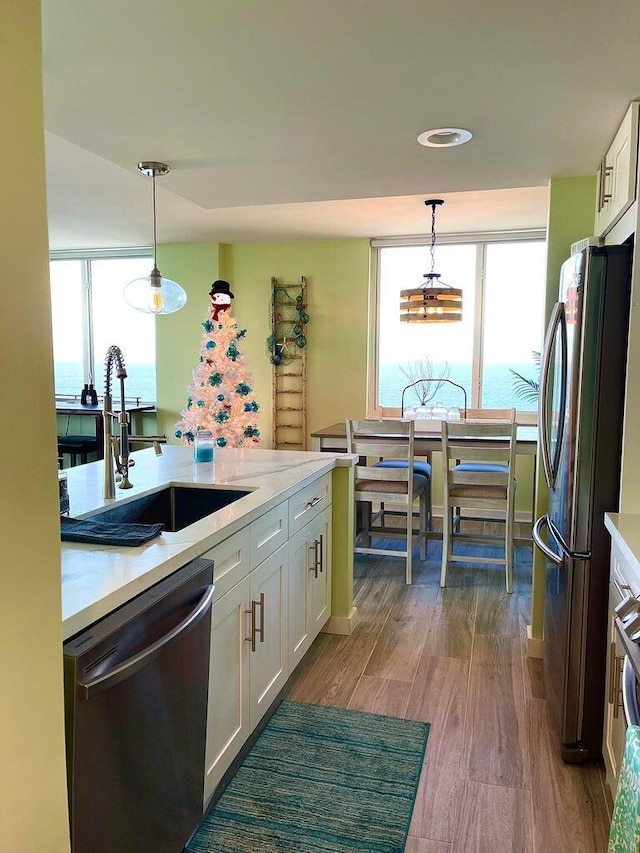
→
(103, 345, 133, 498)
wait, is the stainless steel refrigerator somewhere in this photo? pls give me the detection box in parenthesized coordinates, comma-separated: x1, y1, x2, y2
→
(533, 242, 632, 762)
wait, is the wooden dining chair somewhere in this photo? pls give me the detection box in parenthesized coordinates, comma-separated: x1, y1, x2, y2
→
(453, 408, 516, 527)
(441, 420, 517, 593)
(346, 419, 429, 584)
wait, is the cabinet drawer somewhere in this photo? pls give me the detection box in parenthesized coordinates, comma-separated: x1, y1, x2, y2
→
(288, 473, 332, 538)
(250, 503, 288, 568)
(201, 529, 250, 602)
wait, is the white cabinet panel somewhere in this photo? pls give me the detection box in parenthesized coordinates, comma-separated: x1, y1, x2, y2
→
(288, 473, 332, 537)
(288, 506, 332, 670)
(250, 502, 288, 568)
(249, 544, 289, 729)
(603, 542, 634, 801)
(201, 528, 250, 602)
(308, 507, 332, 636)
(595, 102, 639, 237)
(204, 575, 250, 803)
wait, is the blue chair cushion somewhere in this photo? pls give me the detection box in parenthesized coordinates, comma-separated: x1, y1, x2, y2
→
(374, 459, 432, 479)
(453, 462, 508, 474)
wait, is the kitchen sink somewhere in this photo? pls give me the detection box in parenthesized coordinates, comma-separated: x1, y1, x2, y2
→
(88, 485, 252, 532)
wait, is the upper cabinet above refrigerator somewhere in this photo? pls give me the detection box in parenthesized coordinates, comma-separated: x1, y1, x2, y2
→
(594, 101, 639, 239)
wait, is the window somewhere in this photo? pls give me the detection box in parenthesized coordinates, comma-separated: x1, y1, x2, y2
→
(371, 234, 546, 422)
(50, 252, 156, 401)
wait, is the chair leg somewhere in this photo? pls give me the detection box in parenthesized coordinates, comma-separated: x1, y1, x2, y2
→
(357, 500, 372, 548)
(441, 506, 451, 587)
(505, 500, 515, 594)
(419, 491, 427, 561)
(405, 502, 412, 585)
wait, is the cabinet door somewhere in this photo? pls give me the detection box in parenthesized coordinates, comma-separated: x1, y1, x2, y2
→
(288, 506, 333, 671)
(603, 548, 631, 800)
(288, 523, 315, 670)
(249, 543, 288, 729)
(308, 506, 332, 637)
(595, 102, 639, 236)
(204, 575, 250, 805)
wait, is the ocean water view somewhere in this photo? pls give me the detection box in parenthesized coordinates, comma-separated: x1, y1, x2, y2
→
(55, 362, 157, 401)
(379, 361, 538, 411)
(55, 361, 538, 412)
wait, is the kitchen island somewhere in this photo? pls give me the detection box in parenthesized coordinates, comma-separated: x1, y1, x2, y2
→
(62, 445, 356, 641)
(61, 444, 357, 834)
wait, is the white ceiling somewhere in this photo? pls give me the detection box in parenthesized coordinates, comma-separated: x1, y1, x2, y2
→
(41, 0, 640, 249)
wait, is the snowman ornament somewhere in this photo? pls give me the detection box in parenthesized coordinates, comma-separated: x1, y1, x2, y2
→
(209, 280, 235, 321)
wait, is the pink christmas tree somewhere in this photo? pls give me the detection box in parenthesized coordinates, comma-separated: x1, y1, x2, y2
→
(175, 281, 262, 449)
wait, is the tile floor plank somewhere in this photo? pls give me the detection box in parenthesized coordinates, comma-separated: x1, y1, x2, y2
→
(463, 634, 530, 789)
(347, 675, 411, 716)
(453, 779, 534, 853)
(405, 837, 451, 852)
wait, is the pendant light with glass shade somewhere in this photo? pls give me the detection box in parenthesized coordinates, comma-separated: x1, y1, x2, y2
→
(399, 199, 463, 323)
(124, 162, 187, 314)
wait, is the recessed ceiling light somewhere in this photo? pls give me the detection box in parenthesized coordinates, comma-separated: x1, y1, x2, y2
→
(417, 127, 473, 148)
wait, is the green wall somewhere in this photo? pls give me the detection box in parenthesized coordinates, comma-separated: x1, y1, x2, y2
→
(156, 239, 370, 448)
(529, 176, 597, 641)
(156, 243, 221, 441)
(2, 1, 71, 847)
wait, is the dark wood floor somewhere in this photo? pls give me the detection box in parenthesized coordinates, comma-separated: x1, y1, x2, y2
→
(286, 534, 612, 853)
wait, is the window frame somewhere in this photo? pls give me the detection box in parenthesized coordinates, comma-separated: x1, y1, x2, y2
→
(50, 246, 153, 396)
(368, 229, 546, 425)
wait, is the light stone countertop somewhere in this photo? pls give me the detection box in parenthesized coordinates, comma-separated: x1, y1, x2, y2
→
(62, 445, 354, 640)
(605, 512, 640, 593)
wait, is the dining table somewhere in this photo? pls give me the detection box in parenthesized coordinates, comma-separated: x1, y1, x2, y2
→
(311, 419, 537, 455)
(56, 400, 156, 461)
(310, 419, 539, 534)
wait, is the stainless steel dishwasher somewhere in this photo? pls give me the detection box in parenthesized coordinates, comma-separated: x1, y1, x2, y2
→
(63, 557, 214, 853)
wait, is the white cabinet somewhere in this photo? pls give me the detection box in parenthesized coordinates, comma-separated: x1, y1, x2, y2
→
(204, 541, 288, 803)
(595, 102, 639, 237)
(288, 506, 332, 670)
(205, 571, 250, 802)
(248, 544, 289, 729)
(602, 541, 633, 800)
(203, 473, 333, 805)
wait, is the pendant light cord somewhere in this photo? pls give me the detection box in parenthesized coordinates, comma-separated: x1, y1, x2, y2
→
(151, 169, 158, 268)
(429, 201, 436, 275)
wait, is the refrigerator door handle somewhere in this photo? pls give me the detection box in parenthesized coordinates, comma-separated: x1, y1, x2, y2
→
(532, 514, 564, 565)
(539, 301, 568, 489)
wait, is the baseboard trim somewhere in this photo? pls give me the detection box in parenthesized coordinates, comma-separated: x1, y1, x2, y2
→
(527, 624, 544, 658)
(323, 607, 358, 636)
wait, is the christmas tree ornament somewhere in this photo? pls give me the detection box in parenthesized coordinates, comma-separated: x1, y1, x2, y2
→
(209, 280, 234, 321)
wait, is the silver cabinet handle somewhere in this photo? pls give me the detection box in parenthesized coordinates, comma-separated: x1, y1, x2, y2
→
(299, 495, 324, 518)
(308, 542, 318, 578)
(245, 591, 265, 652)
(614, 579, 633, 599)
(80, 583, 214, 699)
(613, 649, 625, 719)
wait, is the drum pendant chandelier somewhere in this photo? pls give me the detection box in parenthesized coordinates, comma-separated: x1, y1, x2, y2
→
(399, 199, 463, 323)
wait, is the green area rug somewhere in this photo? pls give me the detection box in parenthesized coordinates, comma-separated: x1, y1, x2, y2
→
(187, 700, 430, 853)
